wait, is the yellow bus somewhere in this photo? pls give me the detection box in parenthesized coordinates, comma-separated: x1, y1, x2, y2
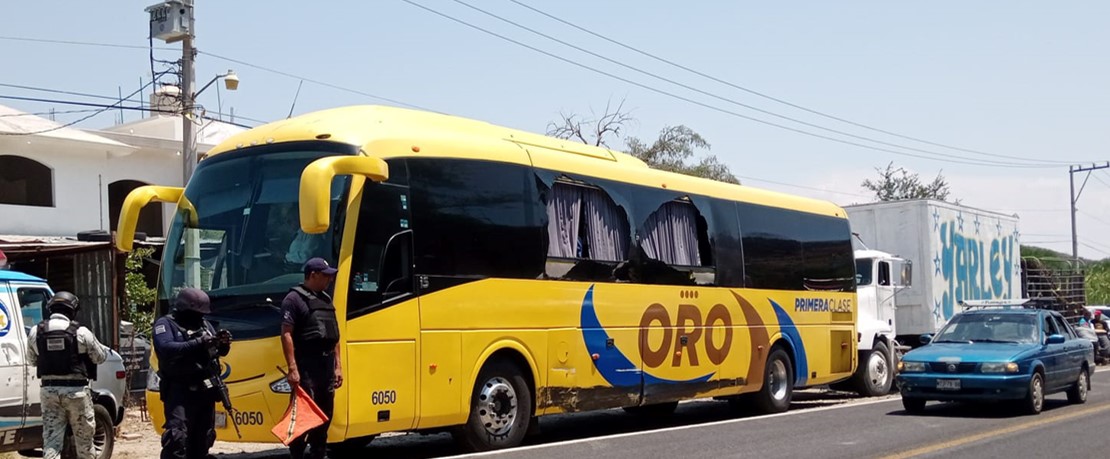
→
(117, 105, 857, 452)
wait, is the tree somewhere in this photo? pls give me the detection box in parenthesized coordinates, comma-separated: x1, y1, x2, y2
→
(861, 162, 951, 202)
(123, 247, 157, 337)
(548, 100, 739, 184)
(1087, 259, 1110, 305)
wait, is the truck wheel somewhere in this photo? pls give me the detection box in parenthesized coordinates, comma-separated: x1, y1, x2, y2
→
(853, 342, 893, 397)
(1022, 372, 1044, 415)
(61, 404, 114, 459)
(752, 347, 793, 414)
(454, 360, 532, 452)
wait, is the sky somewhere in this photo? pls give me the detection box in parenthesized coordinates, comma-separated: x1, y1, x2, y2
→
(1, 1, 1109, 260)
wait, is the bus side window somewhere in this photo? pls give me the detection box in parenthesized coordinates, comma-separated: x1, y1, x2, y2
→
(347, 166, 413, 316)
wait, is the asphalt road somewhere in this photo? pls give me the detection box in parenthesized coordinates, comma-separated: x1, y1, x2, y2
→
(216, 370, 1110, 458)
(442, 370, 1110, 459)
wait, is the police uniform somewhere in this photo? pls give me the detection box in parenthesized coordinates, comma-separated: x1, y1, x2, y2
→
(153, 288, 230, 459)
(26, 292, 108, 459)
(282, 258, 341, 459)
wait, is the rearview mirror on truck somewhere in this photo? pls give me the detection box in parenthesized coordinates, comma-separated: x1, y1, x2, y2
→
(895, 259, 912, 288)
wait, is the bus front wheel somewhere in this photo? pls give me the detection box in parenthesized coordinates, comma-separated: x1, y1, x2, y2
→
(753, 347, 794, 414)
(455, 360, 533, 452)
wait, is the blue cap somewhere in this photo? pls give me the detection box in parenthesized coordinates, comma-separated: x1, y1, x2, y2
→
(303, 257, 338, 276)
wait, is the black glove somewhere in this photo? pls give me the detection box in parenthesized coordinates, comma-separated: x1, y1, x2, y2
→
(217, 329, 232, 345)
(199, 334, 220, 358)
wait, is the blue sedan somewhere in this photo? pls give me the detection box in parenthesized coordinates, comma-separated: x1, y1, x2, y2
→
(896, 306, 1093, 415)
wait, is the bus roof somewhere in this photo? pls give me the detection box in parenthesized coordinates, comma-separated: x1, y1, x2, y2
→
(206, 105, 847, 218)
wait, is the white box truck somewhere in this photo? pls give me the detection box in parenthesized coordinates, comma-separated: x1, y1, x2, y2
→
(845, 199, 1023, 346)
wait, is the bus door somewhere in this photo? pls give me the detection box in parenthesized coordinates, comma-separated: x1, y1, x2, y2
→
(344, 168, 419, 437)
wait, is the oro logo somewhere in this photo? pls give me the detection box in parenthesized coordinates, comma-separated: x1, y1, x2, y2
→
(638, 303, 732, 368)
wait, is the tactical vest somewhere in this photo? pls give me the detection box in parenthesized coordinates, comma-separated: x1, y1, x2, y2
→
(156, 316, 213, 381)
(36, 321, 95, 379)
(290, 286, 340, 353)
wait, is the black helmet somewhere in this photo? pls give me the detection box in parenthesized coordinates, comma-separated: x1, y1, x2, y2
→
(46, 291, 80, 314)
(173, 288, 211, 314)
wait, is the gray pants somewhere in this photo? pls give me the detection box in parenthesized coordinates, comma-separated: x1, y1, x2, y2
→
(41, 385, 95, 459)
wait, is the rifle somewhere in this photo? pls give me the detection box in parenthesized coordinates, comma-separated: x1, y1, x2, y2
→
(192, 327, 242, 439)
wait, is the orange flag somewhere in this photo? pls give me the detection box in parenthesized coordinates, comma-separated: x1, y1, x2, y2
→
(270, 385, 329, 445)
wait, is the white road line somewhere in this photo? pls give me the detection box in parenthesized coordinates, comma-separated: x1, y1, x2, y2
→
(444, 397, 902, 458)
(446, 367, 1110, 457)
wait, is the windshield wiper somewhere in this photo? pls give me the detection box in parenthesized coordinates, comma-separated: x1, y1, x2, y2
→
(934, 339, 972, 344)
(970, 339, 1018, 344)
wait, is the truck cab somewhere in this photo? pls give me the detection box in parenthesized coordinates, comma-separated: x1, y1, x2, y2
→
(843, 249, 911, 396)
(0, 270, 126, 459)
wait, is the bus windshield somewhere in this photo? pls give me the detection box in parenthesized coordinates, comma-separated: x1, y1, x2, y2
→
(159, 145, 352, 339)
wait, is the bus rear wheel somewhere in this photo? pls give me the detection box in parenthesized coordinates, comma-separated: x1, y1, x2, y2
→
(455, 360, 533, 452)
(752, 347, 794, 414)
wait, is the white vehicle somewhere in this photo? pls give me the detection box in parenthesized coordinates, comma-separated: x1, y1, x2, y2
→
(840, 248, 911, 396)
(845, 199, 1023, 344)
(0, 270, 127, 459)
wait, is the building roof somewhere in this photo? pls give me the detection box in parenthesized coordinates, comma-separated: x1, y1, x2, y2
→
(0, 104, 134, 150)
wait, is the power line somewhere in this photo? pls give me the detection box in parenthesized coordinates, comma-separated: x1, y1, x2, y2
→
(0, 79, 159, 135)
(507, 1, 1092, 166)
(1080, 241, 1110, 257)
(1079, 210, 1110, 228)
(734, 174, 872, 199)
(0, 108, 101, 118)
(401, 0, 1055, 169)
(199, 51, 434, 112)
(0, 95, 257, 129)
(0, 82, 270, 125)
(456, 0, 1064, 169)
(0, 35, 171, 51)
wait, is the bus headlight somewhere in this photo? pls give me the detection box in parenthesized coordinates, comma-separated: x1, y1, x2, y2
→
(980, 362, 1019, 373)
(270, 377, 292, 394)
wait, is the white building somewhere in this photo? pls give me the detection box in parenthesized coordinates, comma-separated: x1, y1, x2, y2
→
(0, 103, 247, 239)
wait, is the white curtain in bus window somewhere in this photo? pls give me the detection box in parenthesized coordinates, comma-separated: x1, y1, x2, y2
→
(546, 183, 582, 258)
(640, 201, 701, 266)
(581, 187, 629, 262)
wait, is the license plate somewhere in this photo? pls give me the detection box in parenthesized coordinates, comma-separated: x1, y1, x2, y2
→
(215, 412, 227, 429)
(937, 379, 961, 391)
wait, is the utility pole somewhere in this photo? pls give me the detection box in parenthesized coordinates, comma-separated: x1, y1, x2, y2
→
(1069, 162, 1110, 262)
(181, 0, 196, 185)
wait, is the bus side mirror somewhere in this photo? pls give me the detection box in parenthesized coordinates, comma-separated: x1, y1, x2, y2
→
(117, 186, 184, 252)
(300, 156, 389, 234)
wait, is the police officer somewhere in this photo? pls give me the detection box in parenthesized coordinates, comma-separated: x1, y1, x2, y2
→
(26, 291, 109, 459)
(152, 288, 231, 459)
(281, 257, 342, 459)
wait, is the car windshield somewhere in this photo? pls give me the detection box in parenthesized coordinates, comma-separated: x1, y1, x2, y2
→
(158, 143, 353, 339)
(933, 313, 1038, 344)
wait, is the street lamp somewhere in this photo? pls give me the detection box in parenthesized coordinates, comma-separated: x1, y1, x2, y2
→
(182, 70, 239, 184)
(195, 70, 239, 97)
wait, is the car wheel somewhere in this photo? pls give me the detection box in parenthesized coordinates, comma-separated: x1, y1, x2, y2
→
(622, 401, 678, 417)
(453, 360, 532, 452)
(1023, 372, 1045, 415)
(901, 397, 926, 413)
(853, 342, 893, 397)
(1067, 367, 1089, 404)
(752, 347, 794, 414)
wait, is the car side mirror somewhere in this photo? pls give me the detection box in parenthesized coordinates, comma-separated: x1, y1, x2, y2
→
(919, 334, 933, 344)
(1046, 334, 1066, 345)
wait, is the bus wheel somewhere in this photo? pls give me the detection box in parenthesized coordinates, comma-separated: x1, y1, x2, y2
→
(753, 347, 794, 414)
(455, 360, 533, 452)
